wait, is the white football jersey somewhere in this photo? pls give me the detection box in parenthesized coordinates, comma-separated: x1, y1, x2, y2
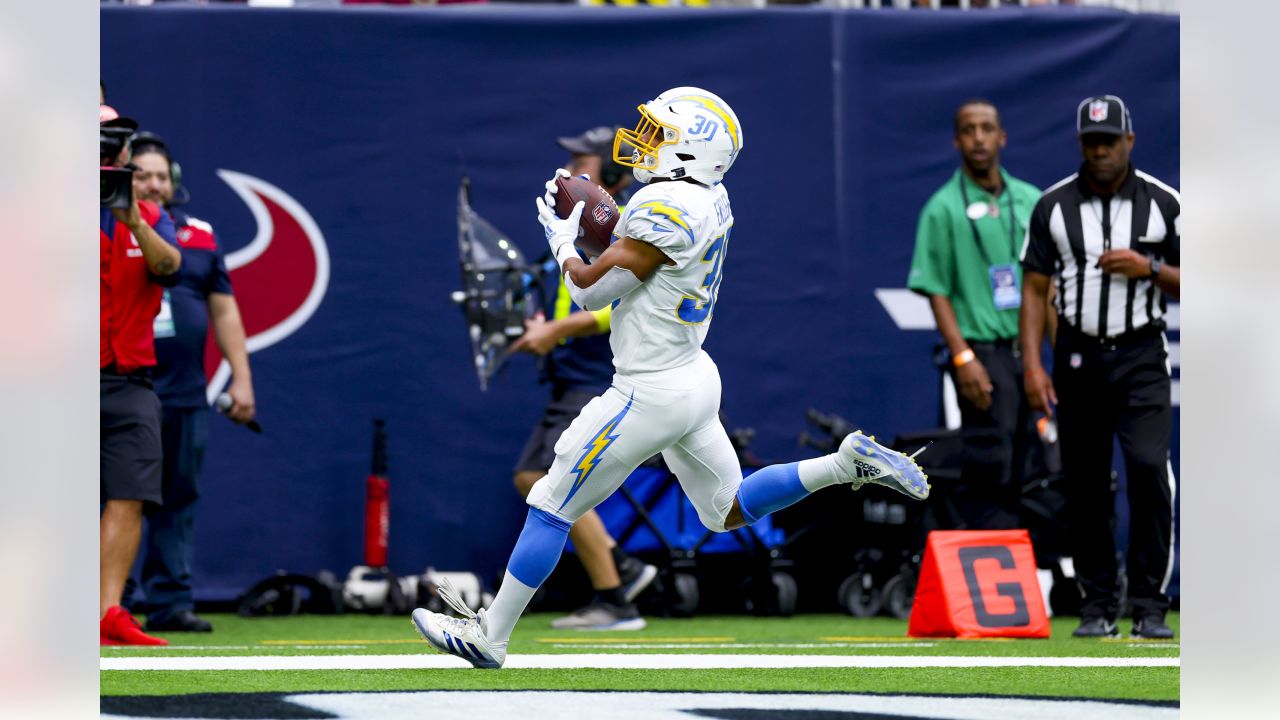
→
(609, 179, 734, 374)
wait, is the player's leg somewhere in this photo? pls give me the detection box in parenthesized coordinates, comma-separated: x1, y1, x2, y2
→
(516, 470, 642, 630)
(492, 386, 676, 638)
(729, 431, 931, 529)
(657, 354, 929, 534)
(415, 386, 677, 666)
(662, 418, 744, 533)
(512, 391, 654, 629)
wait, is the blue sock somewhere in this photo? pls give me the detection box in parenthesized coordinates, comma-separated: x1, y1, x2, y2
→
(506, 507, 572, 588)
(486, 508, 573, 644)
(734, 462, 805, 525)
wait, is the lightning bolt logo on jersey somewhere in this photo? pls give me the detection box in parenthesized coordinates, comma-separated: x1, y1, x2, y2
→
(608, 179, 734, 374)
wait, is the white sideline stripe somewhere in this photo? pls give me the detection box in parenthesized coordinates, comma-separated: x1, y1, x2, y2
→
(101, 654, 1179, 671)
(548, 643, 938, 650)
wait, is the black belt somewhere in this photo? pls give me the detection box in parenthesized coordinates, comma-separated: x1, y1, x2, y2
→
(968, 338, 1018, 349)
(1060, 320, 1164, 350)
(101, 364, 153, 386)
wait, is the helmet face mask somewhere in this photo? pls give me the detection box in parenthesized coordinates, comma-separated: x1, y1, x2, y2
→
(614, 104, 680, 174)
(612, 87, 743, 186)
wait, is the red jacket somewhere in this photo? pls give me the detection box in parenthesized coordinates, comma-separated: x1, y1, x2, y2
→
(100, 202, 178, 373)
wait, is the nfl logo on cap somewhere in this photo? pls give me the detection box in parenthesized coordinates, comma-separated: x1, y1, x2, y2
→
(1077, 94, 1131, 135)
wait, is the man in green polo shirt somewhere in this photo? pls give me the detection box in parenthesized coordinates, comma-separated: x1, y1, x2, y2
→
(907, 99, 1044, 528)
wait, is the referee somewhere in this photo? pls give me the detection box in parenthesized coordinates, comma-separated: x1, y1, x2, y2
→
(1020, 95, 1180, 640)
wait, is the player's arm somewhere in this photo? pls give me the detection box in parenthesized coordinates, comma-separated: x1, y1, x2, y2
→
(536, 183, 671, 311)
(558, 238, 668, 312)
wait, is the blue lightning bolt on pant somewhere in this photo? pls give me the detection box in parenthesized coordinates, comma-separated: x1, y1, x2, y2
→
(525, 351, 742, 533)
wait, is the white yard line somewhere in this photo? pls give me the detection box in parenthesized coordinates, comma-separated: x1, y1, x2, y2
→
(101, 654, 1180, 671)
(547, 643, 938, 649)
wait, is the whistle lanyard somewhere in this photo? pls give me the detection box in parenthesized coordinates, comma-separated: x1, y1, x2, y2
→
(958, 172, 1019, 268)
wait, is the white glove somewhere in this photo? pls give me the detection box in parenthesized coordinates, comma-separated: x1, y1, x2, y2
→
(536, 168, 586, 266)
(537, 196, 585, 266)
(541, 168, 571, 208)
(540, 168, 592, 207)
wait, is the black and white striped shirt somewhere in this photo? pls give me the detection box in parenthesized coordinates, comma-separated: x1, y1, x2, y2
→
(1021, 166, 1180, 338)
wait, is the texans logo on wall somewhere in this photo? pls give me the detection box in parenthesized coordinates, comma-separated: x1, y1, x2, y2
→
(202, 170, 331, 402)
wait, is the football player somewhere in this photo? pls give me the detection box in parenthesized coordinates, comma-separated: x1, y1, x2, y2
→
(413, 87, 930, 669)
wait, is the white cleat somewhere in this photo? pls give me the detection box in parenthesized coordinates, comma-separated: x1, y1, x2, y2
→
(410, 578, 506, 669)
(836, 430, 931, 500)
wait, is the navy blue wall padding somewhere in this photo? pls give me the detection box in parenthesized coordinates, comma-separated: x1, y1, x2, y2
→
(101, 6, 1179, 600)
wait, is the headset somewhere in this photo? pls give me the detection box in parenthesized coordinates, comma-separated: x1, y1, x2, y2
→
(599, 154, 626, 190)
(129, 130, 189, 206)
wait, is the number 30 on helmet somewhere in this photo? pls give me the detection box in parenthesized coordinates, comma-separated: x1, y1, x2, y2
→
(613, 87, 744, 186)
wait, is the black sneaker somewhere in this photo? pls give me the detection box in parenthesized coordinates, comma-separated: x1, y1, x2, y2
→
(549, 602, 646, 631)
(1072, 617, 1118, 638)
(617, 557, 659, 603)
(1131, 616, 1174, 639)
(145, 610, 213, 633)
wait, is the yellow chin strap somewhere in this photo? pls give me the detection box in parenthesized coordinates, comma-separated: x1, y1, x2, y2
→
(613, 103, 678, 171)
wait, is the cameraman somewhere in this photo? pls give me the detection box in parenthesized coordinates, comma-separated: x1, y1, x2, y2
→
(99, 104, 181, 646)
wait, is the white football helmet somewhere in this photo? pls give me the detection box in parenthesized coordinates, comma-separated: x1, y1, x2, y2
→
(613, 87, 743, 185)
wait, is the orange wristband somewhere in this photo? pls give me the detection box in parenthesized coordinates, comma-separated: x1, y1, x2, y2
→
(952, 348, 976, 368)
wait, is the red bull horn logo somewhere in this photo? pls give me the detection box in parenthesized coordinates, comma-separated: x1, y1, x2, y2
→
(202, 170, 330, 403)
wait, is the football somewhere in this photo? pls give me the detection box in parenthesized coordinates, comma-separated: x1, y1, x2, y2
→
(554, 174, 618, 257)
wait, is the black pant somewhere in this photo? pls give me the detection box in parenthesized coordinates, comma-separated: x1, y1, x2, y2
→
(1054, 322, 1174, 621)
(947, 342, 1029, 529)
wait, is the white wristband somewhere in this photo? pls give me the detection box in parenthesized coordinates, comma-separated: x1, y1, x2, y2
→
(553, 240, 580, 268)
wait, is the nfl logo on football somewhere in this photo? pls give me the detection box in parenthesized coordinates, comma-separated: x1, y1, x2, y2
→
(593, 201, 613, 225)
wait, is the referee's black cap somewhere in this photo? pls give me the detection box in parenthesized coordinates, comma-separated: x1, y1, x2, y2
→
(1077, 95, 1133, 136)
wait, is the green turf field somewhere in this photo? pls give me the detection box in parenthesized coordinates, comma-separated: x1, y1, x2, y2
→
(101, 612, 1179, 703)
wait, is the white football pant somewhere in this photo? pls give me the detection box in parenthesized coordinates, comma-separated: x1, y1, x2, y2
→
(526, 350, 742, 532)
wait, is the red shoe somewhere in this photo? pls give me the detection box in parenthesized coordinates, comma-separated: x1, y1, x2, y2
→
(100, 606, 168, 646)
